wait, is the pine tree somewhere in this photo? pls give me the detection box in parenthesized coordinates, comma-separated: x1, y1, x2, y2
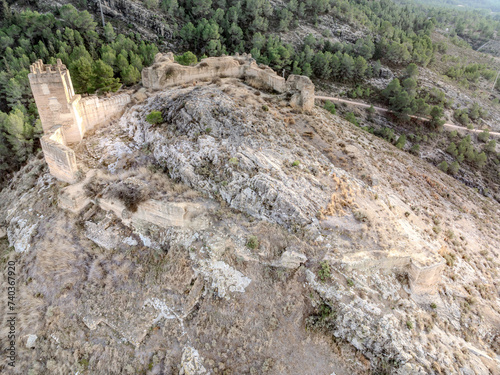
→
(121, 65, 141, 85)
(5, 78, 23, 109)
(395, 135, 406, 149)
(92, 60, 121, 93)
(475, 151, 487, 168)
(69, 57, 95, 94)
(405, 63, 419, 78)
(438, 161, 448, 173)
(448, 161, 459, 175)
(104, 23, 116, 43)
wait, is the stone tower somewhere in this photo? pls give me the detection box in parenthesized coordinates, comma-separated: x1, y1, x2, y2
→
(28, 59, 84, 143)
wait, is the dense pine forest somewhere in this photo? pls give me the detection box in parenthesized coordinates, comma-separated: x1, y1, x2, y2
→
(0, 0, 499, 187)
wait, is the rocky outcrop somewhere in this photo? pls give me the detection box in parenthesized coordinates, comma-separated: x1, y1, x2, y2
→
(88, 0, 172, 39)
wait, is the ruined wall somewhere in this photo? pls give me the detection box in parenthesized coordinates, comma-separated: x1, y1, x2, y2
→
(40, 126, 78, 184)
(408, 258, 445, 294)
(244, 66, 286, 93)
(142, 52, 315, 111)
(335, 249, 445, 294)
(286, 75, 315, 112)
(97, 198, 211, 230)
(142, 53, 245, 89)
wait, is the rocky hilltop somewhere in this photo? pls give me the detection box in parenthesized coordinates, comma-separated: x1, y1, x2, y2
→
(0, 67, 499, 374)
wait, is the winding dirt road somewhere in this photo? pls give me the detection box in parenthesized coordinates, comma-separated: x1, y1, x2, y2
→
(315, 95, 500, 138)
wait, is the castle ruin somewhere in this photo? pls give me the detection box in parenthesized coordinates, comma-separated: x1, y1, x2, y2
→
(28, 59, 131, 183)
(29, 53, 315, 184)
(142, 52, 315, 111)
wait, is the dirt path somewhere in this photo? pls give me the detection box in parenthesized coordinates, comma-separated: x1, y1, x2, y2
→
(315, 96, 500, 138)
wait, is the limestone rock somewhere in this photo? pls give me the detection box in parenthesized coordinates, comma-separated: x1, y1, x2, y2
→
(279, 249, 307, 269)
(24, 334, 37, 349)
(179, 346, 207, 375)
(132, 88, 148, 103)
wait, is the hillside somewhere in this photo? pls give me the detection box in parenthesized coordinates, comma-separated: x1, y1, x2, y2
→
(2, 0, 500, 206)
(1, 67, 499, 374)
(1, 1, 500, 374)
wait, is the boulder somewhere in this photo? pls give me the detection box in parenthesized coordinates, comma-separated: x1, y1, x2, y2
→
(280, 249, 307, 269)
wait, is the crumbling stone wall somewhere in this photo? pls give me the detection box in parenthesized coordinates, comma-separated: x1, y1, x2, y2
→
(334, 249, 445, 294)
(142, 52, 315, 111)
(39, 126, 78, 184)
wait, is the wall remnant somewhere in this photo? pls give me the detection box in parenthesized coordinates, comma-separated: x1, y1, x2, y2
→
(39, 126, 79, 184)
(142, 52, 315, 111)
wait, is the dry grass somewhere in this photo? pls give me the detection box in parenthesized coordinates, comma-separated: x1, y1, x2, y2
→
(319, 173, 358, 218)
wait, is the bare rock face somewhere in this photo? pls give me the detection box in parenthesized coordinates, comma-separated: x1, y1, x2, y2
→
(286, 74, 315, 112)
(123, 85, 330, 228)
(132, 87, 148, 103)
(279, 249, 307, 269)
(24, 334, 37, 349)
(88, 0, 172, 39)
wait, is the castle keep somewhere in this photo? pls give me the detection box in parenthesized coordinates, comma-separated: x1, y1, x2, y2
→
(28, 59, 131, 183)
(29, 53, 315, 184)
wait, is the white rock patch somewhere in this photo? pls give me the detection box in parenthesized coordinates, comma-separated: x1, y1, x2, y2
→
(197, 259, 251, 298)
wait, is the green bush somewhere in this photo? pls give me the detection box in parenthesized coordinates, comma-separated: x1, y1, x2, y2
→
(175, 51, 198, 66)
(246, 235, 259, 249)
(448, 161, 459, 175)
(345, 112, 359, 126)
(478, 129, 490, 143)
(318, 261, 331, 282)
(410, 143, 420, 155)
(146, 110, 163, 125)
(485, 140, 496, 153)
(395, 135, 406, 149)
(324, 100, 336, 114)
(438, 161, 448, 173)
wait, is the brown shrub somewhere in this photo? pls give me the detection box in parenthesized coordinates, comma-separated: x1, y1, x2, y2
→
(109, 184, 146, 212)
